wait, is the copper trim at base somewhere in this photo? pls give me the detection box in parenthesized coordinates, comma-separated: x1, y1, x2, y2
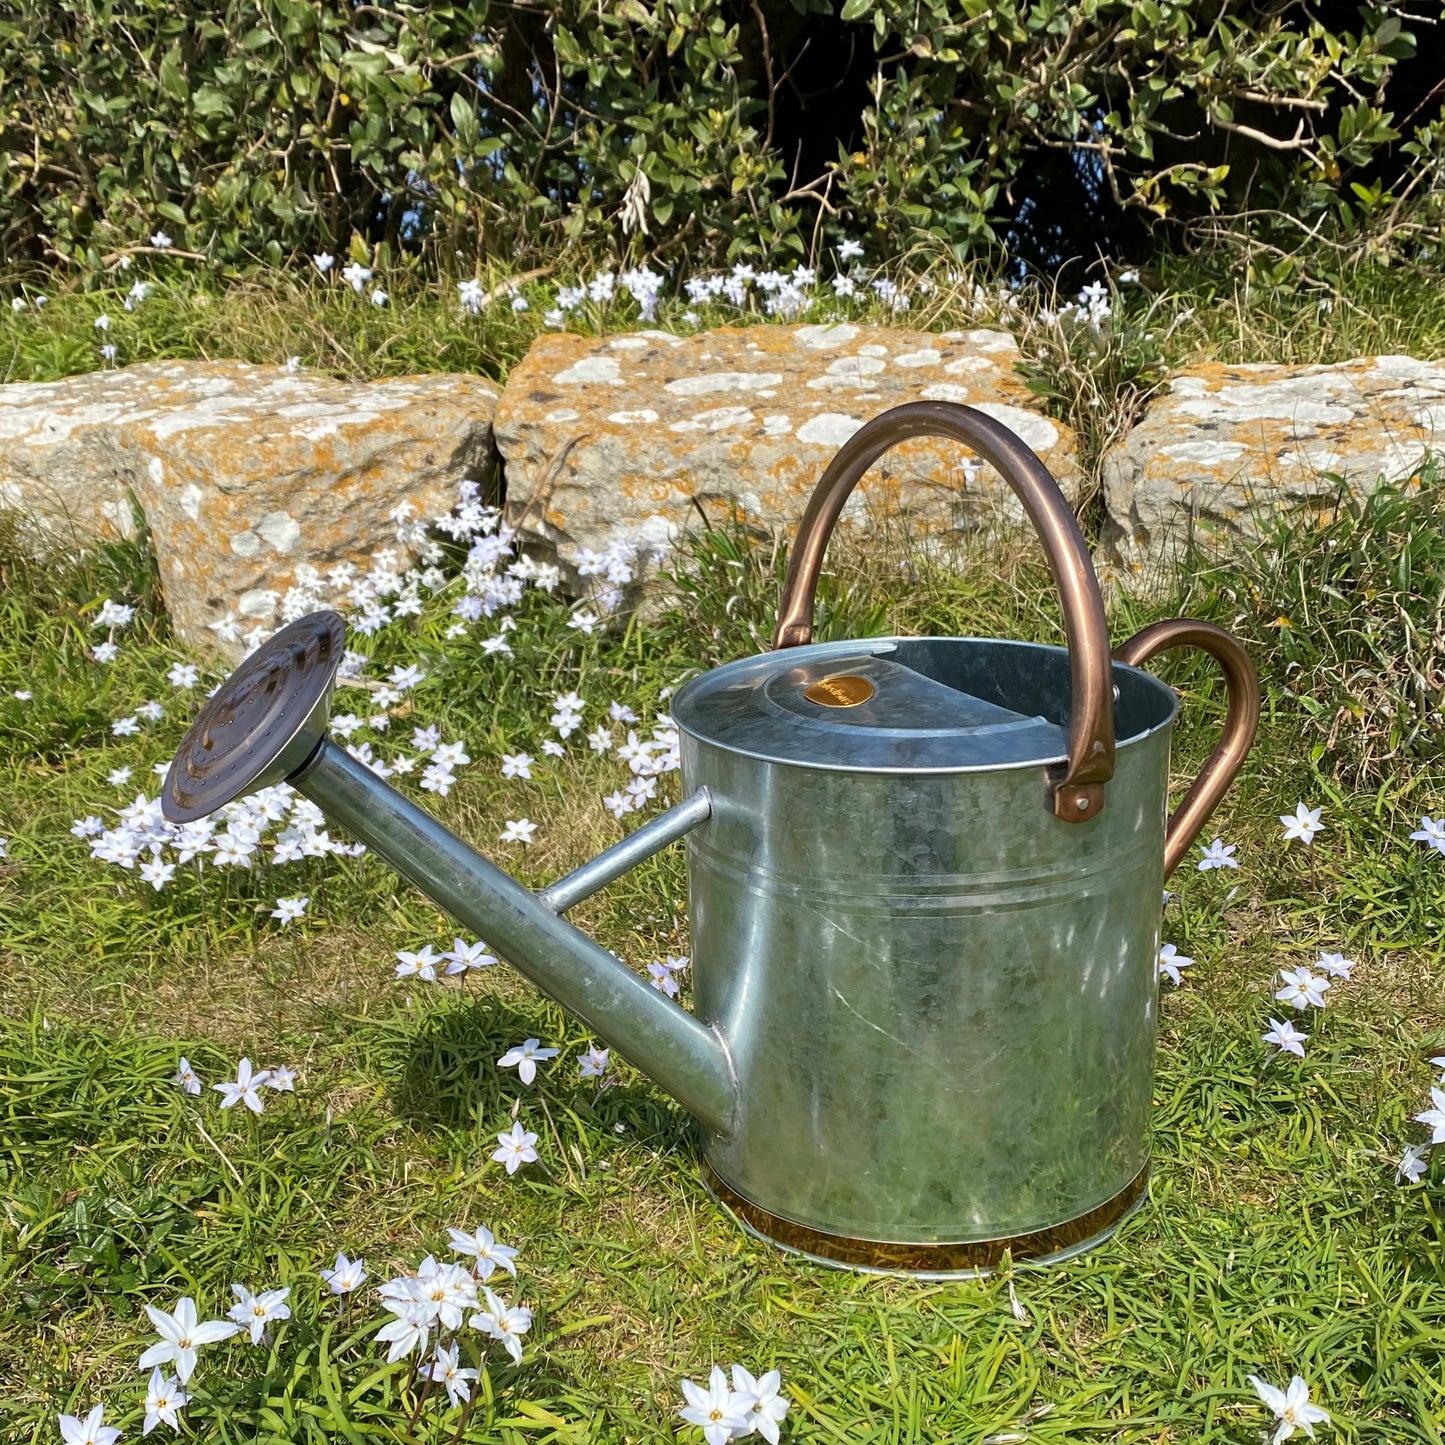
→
(703, 1162, 1150, 1276)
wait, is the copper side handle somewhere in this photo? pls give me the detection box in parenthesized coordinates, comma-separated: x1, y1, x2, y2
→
(772, 400, 1115, 822)
(1112, 619, 1261, 878)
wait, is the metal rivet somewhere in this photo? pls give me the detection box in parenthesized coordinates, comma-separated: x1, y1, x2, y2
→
(1075, 795, 1090, 811)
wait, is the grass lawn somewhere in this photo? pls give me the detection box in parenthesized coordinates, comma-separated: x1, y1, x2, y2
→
(2, 460, 1443, 1445)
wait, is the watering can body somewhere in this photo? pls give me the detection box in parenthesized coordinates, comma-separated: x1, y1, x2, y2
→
(163, 401, 1259, 1275)
(677, 637, 1176, 1270)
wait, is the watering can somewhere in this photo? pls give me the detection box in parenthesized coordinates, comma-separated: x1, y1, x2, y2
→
(163, 401, 1259, 1275)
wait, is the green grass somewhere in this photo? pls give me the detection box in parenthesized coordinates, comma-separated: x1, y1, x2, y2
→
(2, 472, 1444, 1444)
(5, 248, 1444, 392)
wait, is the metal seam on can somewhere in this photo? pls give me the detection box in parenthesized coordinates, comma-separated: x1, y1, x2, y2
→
(702, 1161, 1150, 1273)
(687, 837, 1162, 910)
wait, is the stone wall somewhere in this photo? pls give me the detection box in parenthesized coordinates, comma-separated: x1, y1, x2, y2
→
(1, 334, 1440, 654)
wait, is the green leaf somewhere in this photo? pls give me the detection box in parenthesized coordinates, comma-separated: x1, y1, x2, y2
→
(192, 86, 233, 119)
(157, 45, 188, 104)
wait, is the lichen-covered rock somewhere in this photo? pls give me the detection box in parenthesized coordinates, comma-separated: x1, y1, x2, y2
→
(0, 362, 500, 656)
(0, 367, 153, 545)
(1103, 355, 1445, 579)
(491, 324, 1078, 575)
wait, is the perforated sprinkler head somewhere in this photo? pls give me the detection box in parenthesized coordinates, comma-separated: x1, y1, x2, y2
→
(162, 610, 345, 824)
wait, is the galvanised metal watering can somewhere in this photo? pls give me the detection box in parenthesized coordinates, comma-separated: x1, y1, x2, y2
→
(164, 401, 1259, 1276)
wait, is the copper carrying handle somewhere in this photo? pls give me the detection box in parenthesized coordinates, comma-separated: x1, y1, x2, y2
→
(1112, 619, 1261, 878)
(772, 400, 1115, 822)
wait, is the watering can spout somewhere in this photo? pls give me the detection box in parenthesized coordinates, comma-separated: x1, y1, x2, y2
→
(161, 612, 738, 1137)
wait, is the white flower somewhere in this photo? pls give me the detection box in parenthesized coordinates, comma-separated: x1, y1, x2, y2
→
(458, 278, 484, 314)
(138, 1296, 241, 1383)
(500, 818, 537, 845)
(497, 1038, 559, 1085)
(374, 1311, 430, 1363)
(341, 262, 372, 293)
(151, 230, 173, 248)
(1416, 1086, 1445, 1143)
(731, 1365, 790, 1445)
(58, 1405, 122, 1445)
(1279, 803, 1324, 844)
(396, 944, 441, 982)
(270, 895, 308, 925)
(1409, 816, 1445, 853)
(93, 642, 120, 664)
(1396, 1143, 1431, 1183)
(1247, 1374, 1331, 1444)
(1275, 968, 1330, 1011)
(837, 237, 864, 260)
(448, 1224, 519, 1279)
(470, 1286, 532, 1364)
(1262, 1017, 1308, 1058)
(578, 1044, 610, 1079)
(228, 1283, 291, 1345)
(429, 1342, 480, 1408)
(443, 937, 497, 973)
(320, 1251, 367, 1295)
(142, 1368, 188, 1434)
(100, 343, 118, 363)
(172, 1057, 201, 1096)
(432, 740, 471, 767)
(95, 598, 136, 629)
(502, 752, 534, 780)
(266, 1064, 297, 1092)
(647, 959, 680, 997)
(1316, 951, 1353, 979)
(370, 287, 388, 307)
(107, 766, 132, 786)
(1157, 943, 1193, 986)
(94, 313, 111, 332)
(679, 1366, 751, 1445)
(213, 1057, 271, 1112)
(511, 295, 529, 312)
(492, 1121, 539, 1174)
(312, 252, 335, 274)
(139, 857, 175, 891)
(1198, 838, 1238, 871)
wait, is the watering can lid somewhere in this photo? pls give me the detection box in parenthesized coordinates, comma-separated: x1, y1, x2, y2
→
(671, 638, 1070, 772)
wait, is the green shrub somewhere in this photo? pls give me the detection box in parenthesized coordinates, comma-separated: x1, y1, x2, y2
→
(1, 1, 1439, 275)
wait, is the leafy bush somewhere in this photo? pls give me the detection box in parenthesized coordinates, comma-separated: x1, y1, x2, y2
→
(1, 1, 1440, 274)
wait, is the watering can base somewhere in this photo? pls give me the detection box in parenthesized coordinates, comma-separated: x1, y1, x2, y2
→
(702, 1162, 1150, 1279)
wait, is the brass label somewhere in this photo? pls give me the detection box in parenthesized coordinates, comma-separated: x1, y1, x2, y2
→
(803, 674, 875, 708)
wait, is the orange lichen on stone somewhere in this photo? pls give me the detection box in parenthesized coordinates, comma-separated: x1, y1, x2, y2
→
(492, 324, 1077, 581)
(0, 360, 500, 657)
